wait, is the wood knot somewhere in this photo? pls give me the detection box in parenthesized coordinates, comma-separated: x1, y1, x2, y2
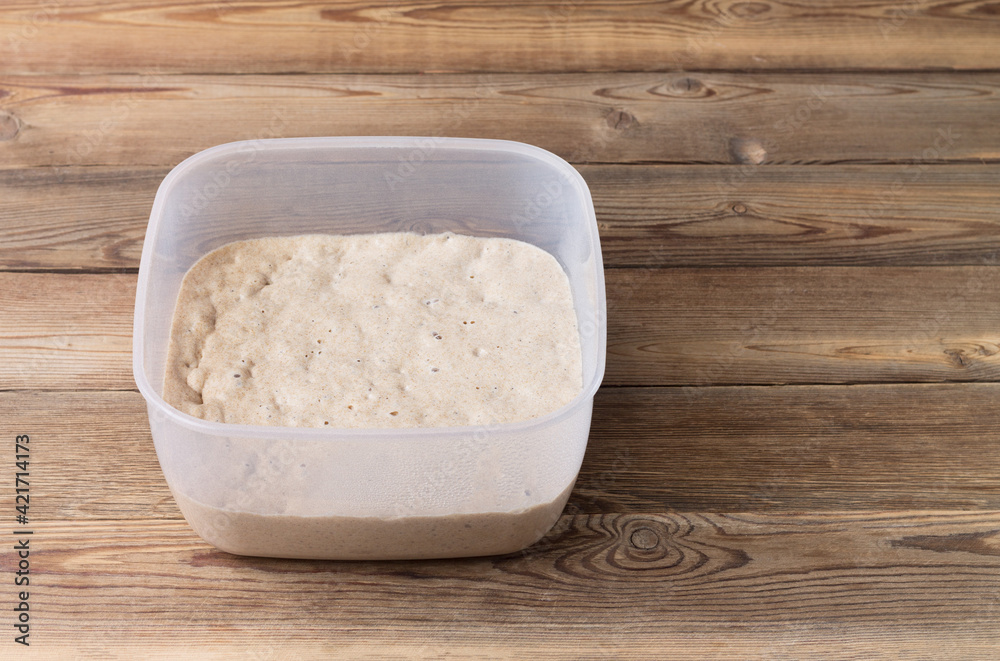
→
(0, 111, 20, 142)
(629, 527, 660, 550)
(729, 137, 767, 165)
(671, 77, 704, 95)
(650, 78, 714, 99)
(944, 348, 971, 368)
(606, 109, 636, 131)
(730, 2, 772, 18)
(541, 514, 751, 581)
(613, 517, 682, 570)
(733, 203, 748, 215)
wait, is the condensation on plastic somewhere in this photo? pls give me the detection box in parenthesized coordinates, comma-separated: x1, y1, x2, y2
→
(133, 137, 607, 557)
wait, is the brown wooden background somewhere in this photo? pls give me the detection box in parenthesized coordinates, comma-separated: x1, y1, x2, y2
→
(1, 1, 999, 658)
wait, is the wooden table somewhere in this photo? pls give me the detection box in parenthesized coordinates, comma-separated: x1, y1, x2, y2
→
(2, 2, 999, 658)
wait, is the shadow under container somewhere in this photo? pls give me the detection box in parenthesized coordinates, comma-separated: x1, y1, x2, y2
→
(133, 137, 607, 560)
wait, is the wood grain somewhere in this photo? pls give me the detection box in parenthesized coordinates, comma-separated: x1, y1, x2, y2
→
(586, 164, 1000, 267)
(0, 272, 133, 390)
(4, 385, 1000, 521)
(3, 164, 999, 271)
(1, 1, 998, 74)
(2, 2, 996, 657)
(0, 73, 996, 168)
(1, 513, 997, 657)
(583, 384, 1000, 511)
(0, 391, 169, 521)
(606, 266, 1000, 386)
(0, 166, 157, 271)
(6, 267, 1000, 390)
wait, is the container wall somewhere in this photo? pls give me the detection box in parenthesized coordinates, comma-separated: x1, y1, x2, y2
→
(152, 399, 593, 519)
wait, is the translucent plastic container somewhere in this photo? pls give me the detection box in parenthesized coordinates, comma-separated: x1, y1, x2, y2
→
(133, 137, 606, 560)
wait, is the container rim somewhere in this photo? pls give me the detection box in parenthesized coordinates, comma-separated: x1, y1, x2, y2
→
(133, 136, 607, 441)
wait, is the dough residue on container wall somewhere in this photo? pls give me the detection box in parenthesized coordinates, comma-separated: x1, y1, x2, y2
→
(163, 231, 584, 428)
(172, 481, 576, 561)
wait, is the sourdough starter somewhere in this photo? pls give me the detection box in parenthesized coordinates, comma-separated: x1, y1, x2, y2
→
(164, 232, 582, 428)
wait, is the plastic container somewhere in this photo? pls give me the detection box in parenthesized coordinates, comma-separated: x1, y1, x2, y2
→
(133, 137, 606, 560)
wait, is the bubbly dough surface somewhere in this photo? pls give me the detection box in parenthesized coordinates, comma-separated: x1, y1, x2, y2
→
(163, 232, 583, 428)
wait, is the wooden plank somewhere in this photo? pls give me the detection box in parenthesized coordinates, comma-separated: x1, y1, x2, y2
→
(4, 164, 999, 271)
(1, 1, 998, 74)
(1, 391, 170, 521)
(5, 267, 1000, 390)
(606, 266, 1000, 386)
(0, 166, 158, 271)
(583, 385, 1000, 511)
(586, 164, 1000, 268)
(2, 513, 997, 657)
(0, 73, 996, 167)
(0, 273, 134, 390)
(4, 385, 1000, 521)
